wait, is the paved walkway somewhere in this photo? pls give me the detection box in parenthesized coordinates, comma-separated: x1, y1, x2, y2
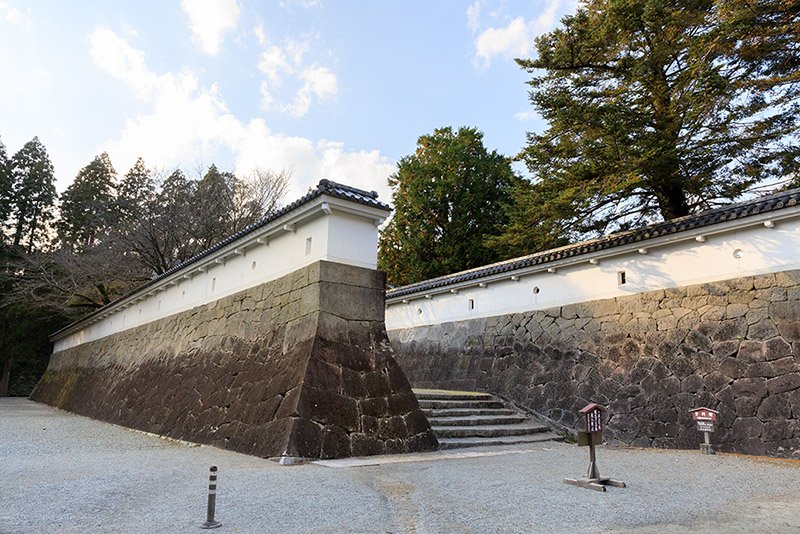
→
(2, 398, 800, 533)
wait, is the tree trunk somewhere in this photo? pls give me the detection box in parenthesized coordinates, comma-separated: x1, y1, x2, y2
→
(655, 183, 691, 220)
(0, 359, 10, 397)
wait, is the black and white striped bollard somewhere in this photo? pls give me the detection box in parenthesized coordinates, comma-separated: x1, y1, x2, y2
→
(200, 466, 222, 529)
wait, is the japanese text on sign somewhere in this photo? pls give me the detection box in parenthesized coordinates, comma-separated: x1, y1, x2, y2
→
(585, 409, 602, 433)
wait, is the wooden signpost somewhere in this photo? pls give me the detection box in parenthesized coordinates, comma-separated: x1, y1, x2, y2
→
(563, 403, 626, 492)
(689, 407, 718, 455)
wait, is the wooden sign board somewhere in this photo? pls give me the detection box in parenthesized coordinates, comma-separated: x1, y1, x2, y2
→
(696, 420, 715, 433)
(689, 407, 718, 423)
(577, 431, 603, 447)
(579, 403, 606, 433)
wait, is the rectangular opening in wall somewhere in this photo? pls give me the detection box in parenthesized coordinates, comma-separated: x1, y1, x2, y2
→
(305, 237, 312, 255)
(468, 299, 474, 310)
(212, 277, 217, 292)
(617, 271, 627, 285)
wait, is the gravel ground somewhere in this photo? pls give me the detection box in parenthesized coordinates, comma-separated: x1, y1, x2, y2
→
(2, 398, 800, 533)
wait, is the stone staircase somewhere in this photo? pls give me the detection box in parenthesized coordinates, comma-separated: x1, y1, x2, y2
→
(414, 389, 562, 450)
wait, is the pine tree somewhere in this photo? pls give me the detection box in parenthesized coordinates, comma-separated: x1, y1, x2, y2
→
(379, 126, 519, 286)
(58, 153, 117, 249)
(0, 138, 11, 236)
(494, 0, 800, 256)
(9, 137, 57, 253)
(193, 164, 235, 249)
(117, 157, 155, 219)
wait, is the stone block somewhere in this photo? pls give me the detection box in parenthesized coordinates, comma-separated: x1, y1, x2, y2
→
(726, 303, 749, 319)
(319, 425, 351, 459)
(350, 433, 385, 456)
(712, 318, 748, 341)
(287, 417, 323, 458)
(765, 337, 792, 361)
(719, 357, 748, 379)
(738, 340, 766, 363)
(766, 373, 800, 395)
(774, 270, 800, 287)
(318, 260, 385, 290)
(769, 301, 800, 323)
(757, 394, 790, 422)
(731, 417, 765, 439)
(712, 340, 739, 359)
(319, 282, 384, 322)
(764, 420, 794, 441)
(772, 357, 799, 376)
(731, 377, 768, 398)
(748, 320, 778, 340)
(704, 372, 731, 393)
(304, 357, 342, 393)
(777, 323, 800, 342)
(734, 396, 761, 417)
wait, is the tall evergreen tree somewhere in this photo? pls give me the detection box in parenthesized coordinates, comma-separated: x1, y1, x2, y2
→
(58, 152, 117, 249)
(9, 137, 57, 253)
(493, 0, 800, 256)
(117, 157, 155, 219)
(193, 164, 236, 249)
(379, 126, 519, 286)
(0, 137, 11, 234)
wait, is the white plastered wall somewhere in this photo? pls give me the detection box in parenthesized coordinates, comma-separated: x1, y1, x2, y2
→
(386, 214, 800, 331)
(55, 199, 387, 352)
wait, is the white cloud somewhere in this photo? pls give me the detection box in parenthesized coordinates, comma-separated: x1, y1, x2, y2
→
(473, 0, 575, 67)
(514, 109, 539, 121)
(88, 27, 391, 202)
(181, 0, 241, 55)
(256, 37, 338, 117)
(253, 23, 266, 46)
(475, 16, 531, 65)
(0, 0, 30, 27)
(466, 1, 482, 32)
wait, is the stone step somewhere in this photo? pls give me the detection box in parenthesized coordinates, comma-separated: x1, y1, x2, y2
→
(432, 423, 551, 439)
(423, 408, 516, 418)
(428, 414, 528, 427)
(413, 389, 494, 401)
(437, 433, 563, 450)
(417, 399, 506, 410)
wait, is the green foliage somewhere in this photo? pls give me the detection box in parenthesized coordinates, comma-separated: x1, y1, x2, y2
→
(0, 137, 291, 393)
(494, 0, 800, 256)
(9, 137, 57, 252)
(379, 126, 519, 286)
(0, 137, 11, 232)
(58, 152, 118, 249)
(117, 157, 155, 219)
(193, 164, 236, 249)
(0, 246, 72, 395)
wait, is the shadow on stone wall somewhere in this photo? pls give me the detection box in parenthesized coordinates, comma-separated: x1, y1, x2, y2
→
(32, 261, 437, 460)
(391, 270, 800, 457)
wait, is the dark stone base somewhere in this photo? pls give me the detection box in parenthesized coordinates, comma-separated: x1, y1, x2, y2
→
(33, 261, 437, 459)
(390, 270, 800, 458)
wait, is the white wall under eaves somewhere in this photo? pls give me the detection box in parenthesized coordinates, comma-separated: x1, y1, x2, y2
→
(385, 210, 800, 331)
(54, 196, 387, 352)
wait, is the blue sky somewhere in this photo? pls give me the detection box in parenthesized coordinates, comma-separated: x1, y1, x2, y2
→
(0, 0, 578, 201)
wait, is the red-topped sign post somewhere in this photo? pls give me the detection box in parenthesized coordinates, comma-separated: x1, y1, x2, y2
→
(564, 403, 626, 492)
(689, 407, 718, 455)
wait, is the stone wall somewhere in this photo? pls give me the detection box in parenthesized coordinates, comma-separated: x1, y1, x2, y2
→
(390, 270, 800, 457)
(33, 261, 437, 459)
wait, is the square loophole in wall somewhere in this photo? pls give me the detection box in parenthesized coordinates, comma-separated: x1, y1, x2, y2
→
(617, 271, 627, 285)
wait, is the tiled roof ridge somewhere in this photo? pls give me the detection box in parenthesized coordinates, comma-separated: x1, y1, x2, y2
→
(387, 187, 800, 299)
(317, 178, 380, 200)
